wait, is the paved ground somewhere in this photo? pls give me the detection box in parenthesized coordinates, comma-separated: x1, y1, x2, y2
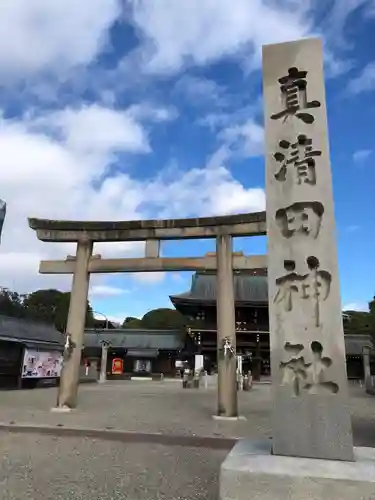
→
(0, 433, 225, 500)
(0, 381, 374, 499)
(0, 381, 374, 444)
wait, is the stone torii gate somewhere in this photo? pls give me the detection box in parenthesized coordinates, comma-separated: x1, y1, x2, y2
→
(28, 211, 266, 416)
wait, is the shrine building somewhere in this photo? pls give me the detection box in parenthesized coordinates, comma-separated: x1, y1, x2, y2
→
(170, 267, 270, 379)
(170, 268, 374, 380)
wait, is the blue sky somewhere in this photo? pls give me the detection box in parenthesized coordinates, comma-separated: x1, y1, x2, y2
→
(0, 0, 374, 324)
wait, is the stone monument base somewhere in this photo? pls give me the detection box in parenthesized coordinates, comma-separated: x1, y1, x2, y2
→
(50, 406, 73, 413)
(219, 439, 375, 500)
(212, 415, 247, 421)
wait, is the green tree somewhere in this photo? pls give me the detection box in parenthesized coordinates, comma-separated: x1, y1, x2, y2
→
(342, 310, 372, 336)
(122, 318, 143, 328)
(23, 289, 95, 332)
(0, 289, 27, 318)
(123, 316, 139, 324)
(141, 308, 186, 329)
(121, 308, 186, 329)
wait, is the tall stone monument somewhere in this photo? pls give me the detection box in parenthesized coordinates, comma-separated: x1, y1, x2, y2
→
(219, 38, 375, 500)
(263, 37, 353, 461)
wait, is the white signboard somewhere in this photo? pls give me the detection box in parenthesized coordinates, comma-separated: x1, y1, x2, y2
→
(21, 349, 63, 379)
(194, 354, 204, 373)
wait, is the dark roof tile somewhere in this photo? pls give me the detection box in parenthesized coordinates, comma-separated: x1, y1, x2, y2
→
(84, 329, 183, 350)
(344, 334, 374, 355)
(0, 315, 63, 347)
(170, 272, 268, 304)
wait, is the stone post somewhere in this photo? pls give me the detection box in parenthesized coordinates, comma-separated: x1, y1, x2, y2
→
(99, 342, 109, 384)
(362, 346, 372, 391)
(56, 239, 92, 409)
(216, 234, 237, 417)
(263, 38, 353, 460)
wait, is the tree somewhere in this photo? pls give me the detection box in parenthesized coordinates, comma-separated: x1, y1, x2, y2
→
(121, 308, 186, 329)
(0, 289, 27, 318)
(123, 316, 138, 324)
(122, 318, 143, 328)
(342, 310, 372, 336)
(141, 308, 186, 329)
(23, 289, 95, 332)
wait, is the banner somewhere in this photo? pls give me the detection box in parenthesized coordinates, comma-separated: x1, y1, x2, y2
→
(112, 358, 123, 375)
(21, 349, 63, 379)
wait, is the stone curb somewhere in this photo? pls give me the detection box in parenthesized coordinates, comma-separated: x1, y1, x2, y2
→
(0, 423, 237, 450)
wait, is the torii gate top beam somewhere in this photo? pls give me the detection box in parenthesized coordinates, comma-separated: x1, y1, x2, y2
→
(28, 211, 266, 242)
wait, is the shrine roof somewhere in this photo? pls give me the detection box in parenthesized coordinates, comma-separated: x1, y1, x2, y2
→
(170, 271, 268, 305)
(344, 334, 374, 356)
(0, 315, 64, 350)
(84, 328, 183, 350)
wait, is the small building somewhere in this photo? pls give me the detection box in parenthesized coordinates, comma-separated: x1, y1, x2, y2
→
(170, 269, 269, 378)
(344, 333, 375, 379)
(0, 314, 64, 388)
(170, 270, 375, 380)
(83, 328, 185, 378)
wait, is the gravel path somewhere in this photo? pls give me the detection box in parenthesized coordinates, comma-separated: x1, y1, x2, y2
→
(0, 381, 374, 445)
(0, 433, 225, 500)
(0, 382, 374, 499)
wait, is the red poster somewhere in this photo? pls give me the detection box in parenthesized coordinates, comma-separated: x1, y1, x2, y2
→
(112, 358, 123, 375)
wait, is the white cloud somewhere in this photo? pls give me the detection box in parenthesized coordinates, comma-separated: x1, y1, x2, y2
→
(0, 1, 269, 299)
(0, 106, 264, 295)
(323, 0, 371, 49)
(324, 49, 354, 78)
(127, 0, 371, 80)
(41, 105, 151, 156)
(174, 76, 225, 105)
(346, 62, 375, 94)
(0, 0, 120, 78)
(147, 159, 265, 219)
(0, 105, 151, 293)
(132, 272, 166, 284)
(220, 119, 264, 157)
(90, 285, 130, 297)
(129, 0, 313, 74)
(127, 103, 179, 123)
(343, 302, 369, 312)
(353, 149, 372, 163)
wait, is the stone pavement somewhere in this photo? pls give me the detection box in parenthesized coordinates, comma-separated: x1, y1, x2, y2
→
(0, 433, 225, 500)
(0, 381, 374, 445)
(0, 381, 374, 499)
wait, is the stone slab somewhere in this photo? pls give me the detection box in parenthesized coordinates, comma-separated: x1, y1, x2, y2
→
(272, 391, 354, 460)
(220, 439, 375, 500)
(212, 415, 247, 421)
(263, 37, 354, 461)
(50, 406, 73, 413)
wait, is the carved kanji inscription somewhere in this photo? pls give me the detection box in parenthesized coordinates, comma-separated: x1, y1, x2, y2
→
(274, 257, 331, 326)
(280, 341, 339, 396)
(275, 201, 324, 239)
(273, 135, 321, 185)
(270, 67, 321, 124)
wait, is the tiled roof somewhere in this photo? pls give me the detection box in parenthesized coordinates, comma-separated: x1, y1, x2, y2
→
(0, 314, 64, 349)
(170, 271, 268, 304)
(84, 329, 184, 350)
(344, 334, 374, 355)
